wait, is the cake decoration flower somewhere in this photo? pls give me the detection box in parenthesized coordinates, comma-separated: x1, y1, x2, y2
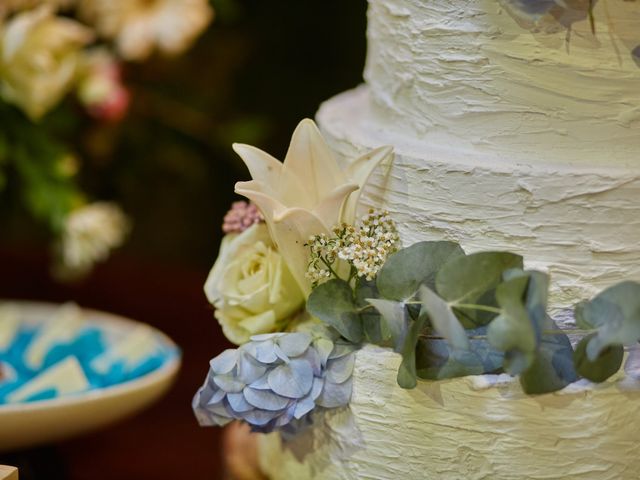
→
(222, 201, 264, 234)
(234, 118, 393, 295)
(193, 331, 356, 433)
(204, 223, 304, 345)
(306, 209, 400, 286)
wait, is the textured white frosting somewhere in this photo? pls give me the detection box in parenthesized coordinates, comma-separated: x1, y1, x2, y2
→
(317, 86, 640, 309)
(365, 0, 640, 164)
(260, 345, 640, 480)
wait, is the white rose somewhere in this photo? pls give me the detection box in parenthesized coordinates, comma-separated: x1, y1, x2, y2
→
(205, 223, 305, 345)
(0, 6, 93, 120)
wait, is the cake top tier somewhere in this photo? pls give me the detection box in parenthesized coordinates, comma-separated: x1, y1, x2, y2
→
(364, 0, 640, 165)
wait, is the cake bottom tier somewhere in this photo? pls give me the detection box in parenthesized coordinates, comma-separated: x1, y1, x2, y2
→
(315, 86, 640, 311)
(259, 345, 640, 480)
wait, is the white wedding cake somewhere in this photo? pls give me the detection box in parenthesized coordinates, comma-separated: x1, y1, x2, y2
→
(258, 1, 640, 478)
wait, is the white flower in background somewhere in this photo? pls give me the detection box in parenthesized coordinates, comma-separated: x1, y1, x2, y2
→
(0, 6, 93, 120)
(57, 202, 130, 278)
(234, 119, 393, 296)
(77, 48, 130, 121)
(79, 0, 213, 61)
(204, 223, 305, 345)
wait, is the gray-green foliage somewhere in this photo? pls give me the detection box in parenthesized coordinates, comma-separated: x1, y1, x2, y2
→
(307, 240, 636, 395)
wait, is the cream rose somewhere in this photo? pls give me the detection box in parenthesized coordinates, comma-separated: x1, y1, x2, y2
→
(0, 6, 93, 120)
(204, 223, 305, 345)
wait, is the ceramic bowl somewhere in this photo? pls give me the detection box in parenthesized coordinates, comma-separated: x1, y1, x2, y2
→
(0, 301, 181, 452)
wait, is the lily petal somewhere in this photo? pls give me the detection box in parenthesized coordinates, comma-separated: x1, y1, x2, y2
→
(282, 119, 347, 207)
(342, 145, 394, 224)
(312, 182, 359, 229)
(272, 207, 331, 296)
(233, 143, 283, 194)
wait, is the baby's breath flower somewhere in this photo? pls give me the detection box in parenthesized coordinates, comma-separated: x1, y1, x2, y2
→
(305, 209, 400, 285)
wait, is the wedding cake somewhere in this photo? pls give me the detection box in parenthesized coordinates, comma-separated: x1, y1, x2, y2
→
(255, 1, 640, 478)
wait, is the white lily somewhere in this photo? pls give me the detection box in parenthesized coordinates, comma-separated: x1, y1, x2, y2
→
(234, 119, 393, 295)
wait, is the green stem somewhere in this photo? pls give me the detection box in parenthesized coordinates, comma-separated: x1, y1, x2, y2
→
(319, 256, 339, 280)
(453, 304, 502, 315)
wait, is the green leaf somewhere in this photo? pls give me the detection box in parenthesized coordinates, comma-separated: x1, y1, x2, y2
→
(419, 285, 469, 351)
(397, 314, 427, 389)
(436, 252, 523, 327)
(574, 281, 640, 360)
(377, 241, 464, 301)
(573, 333, 624, 383)
(487, 275, 536, 375)
(366, 298, 408, 352)
(519, 319, 577, 394)
(306, 279, 363, 343)
(355, 280, 385, 344)
(416, 330, 504, 380)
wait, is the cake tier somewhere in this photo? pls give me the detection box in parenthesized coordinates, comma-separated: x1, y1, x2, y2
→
(365, 0, 640, 164)
(259, 344, 640, 480)
(316, 86, 640, 309)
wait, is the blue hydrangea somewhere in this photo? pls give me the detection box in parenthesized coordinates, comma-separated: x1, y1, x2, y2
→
(192, 332, 357, 433)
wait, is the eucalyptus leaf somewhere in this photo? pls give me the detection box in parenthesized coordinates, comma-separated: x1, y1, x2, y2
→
(377, 241, 465, 301)
(366, 298, 408, 352)
(487, 275, 536, 375)
(519, 320, 577, 394)
(416, 330, 504, 381)
(419, 285, 469, 351)
(397, 313, 428, 389)
(573, 281, 640, 361)
(573, 333, 624, 383)
(355, 280, 385, 344)
(436, 252, 523, 327)
(306, 279, 363, 342)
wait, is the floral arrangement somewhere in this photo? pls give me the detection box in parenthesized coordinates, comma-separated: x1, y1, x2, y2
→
(0, 0, 213, 277)
(193, 119, 640, 435)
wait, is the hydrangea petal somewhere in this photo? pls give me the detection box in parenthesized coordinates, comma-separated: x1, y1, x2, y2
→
(268, 359, 313, 399)
(227, 392, 254, 413)
(273, 344, 290, 363)
(328, 342, 358, 360)
(206, 388, 226, 405)
(326, 353, 356, 384)
(314, 338, 334, 367)
(293, 393, 316, 420)
(210, 349, 238, 375)
(250, 333, 286, 342)
(243, 386, 291, 411)
(243, 408, 284, 426)
(278, 332, 312, 357)
(236, 352, 267, 384)
(249, 374, 271, 390)
(311, 377, 324, 400)
(213, 374, 245, 393)
(317, 377, 353, 408)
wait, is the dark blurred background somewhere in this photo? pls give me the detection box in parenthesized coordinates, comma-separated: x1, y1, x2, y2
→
(0, 0, 367, 478)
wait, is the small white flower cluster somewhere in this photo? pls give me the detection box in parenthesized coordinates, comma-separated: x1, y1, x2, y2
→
(305, 210, 400, 285)
(55, 202, 130, 279)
